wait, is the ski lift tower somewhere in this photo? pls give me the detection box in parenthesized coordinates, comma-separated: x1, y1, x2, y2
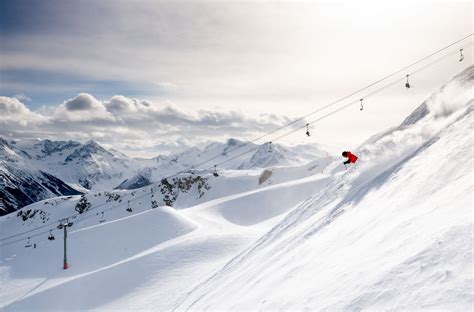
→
(57, 219, 73, 269)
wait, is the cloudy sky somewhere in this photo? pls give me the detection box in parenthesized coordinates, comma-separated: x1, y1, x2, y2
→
(0, 1, 472, 157)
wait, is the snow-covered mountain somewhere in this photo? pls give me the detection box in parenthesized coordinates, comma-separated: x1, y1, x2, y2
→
(1, 66, 472, 310)
(15, 139, 139, 190)
(0, 138, 139, 191)
(0, 162, 82, 216)
(0, 139, 84, 215)
(0, 136, 328, 213)
(0, 138, 147, 215)
(117, 139, 327, 189)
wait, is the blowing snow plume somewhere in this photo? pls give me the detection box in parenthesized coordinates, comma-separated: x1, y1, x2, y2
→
(175, 66, 474, 311)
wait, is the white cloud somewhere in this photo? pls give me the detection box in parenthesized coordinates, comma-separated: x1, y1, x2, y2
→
(0, 96, 47, 127)
(54, 93, 114, 122)
(0, 94, 302, 157)
(105, 95, 139, 114)
(63, 93, 102, 111)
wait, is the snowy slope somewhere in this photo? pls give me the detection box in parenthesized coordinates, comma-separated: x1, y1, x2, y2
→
(0, 66, 472, 311)
(175, 66, 474, 310)
(0, 169, 332, 310)
(0, 139, 334, 310)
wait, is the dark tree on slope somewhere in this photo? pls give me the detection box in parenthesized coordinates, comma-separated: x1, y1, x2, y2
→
(159, 175, 210, 207)
(75, 195, 91, 214)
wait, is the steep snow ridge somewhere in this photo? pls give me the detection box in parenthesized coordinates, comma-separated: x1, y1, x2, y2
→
(426, 65, 473, 118)
(346, 66, 474, 185)
(0, 163, 81, 215)
(0, 139, 23, 163)
(175, 67, 473, 310)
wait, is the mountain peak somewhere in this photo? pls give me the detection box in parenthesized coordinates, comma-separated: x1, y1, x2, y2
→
(64, 140, 111, 164)
(80, 140, 109, 154)
(83, 139, 101, 148)
(226, 138, 245, 146)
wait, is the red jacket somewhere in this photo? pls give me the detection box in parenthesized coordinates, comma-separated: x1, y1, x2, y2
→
(346, 151, 358, 163)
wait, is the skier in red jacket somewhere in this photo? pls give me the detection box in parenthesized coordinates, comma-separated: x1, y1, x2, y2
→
(342, 151, 358, 166)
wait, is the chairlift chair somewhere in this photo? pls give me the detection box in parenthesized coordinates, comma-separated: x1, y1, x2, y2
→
(126, 201, 133, 213)
(48, 229, 55, 241)
(306, 123, 311, 137)
(99, 211, 106, 223)
(25, 237, 32, 248)
(405, 74, 411, 89)
(213, 165, 219, 177)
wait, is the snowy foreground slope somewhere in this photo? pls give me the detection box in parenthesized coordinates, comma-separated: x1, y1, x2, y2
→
(176, 66, 474, 310)
(0, 167, 330, 311)
(0, 66, 473, 311)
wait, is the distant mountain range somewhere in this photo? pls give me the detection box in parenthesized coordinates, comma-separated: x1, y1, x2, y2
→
(0, 137, 327, 215)
(116, 138, 327, 189)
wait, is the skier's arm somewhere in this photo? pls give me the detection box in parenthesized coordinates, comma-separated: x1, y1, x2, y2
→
(343, 159, 350, 165)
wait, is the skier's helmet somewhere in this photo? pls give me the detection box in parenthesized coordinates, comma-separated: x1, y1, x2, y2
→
(342, 151, 348, 157)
